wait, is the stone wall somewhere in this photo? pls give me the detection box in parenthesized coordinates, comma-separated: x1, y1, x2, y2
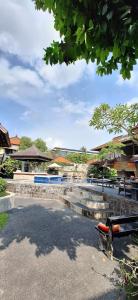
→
(7, 182, 66, 200)
(103, 192, 138, 216)
(78, 186, 138, 216)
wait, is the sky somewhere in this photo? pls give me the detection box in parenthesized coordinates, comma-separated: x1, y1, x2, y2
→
(0, 0, 138, 150)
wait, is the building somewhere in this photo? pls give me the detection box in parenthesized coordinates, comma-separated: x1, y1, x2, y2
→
(0, 124, 10, 148)
(91, 128, 138, 177)
(0, 129, 20, 163)
(0, 124, 11, 163)
(52, 147, 97, 157)
(10, 136, 20, 152)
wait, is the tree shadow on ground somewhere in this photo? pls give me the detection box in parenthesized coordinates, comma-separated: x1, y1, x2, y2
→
(86, 288, 125, 300)
(0, 204, 136, 261)
(0, 204, 98, 260)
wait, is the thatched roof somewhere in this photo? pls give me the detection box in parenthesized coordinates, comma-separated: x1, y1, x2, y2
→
(11, 145, 52, 162)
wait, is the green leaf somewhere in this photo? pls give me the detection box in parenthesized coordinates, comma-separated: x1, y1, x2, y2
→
(113, 42, 121, 59)
(88, 19, 94, 30)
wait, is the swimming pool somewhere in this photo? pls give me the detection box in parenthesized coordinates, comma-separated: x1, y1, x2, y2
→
(34, 175, 63, 184)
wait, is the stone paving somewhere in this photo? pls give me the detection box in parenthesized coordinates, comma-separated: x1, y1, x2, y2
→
(0, 197, 124, 300)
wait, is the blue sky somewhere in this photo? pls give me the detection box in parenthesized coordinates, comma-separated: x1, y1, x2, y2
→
(0, 0, 138, 150)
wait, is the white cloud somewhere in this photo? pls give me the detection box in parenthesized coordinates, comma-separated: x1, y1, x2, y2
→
(75, 116, 91, 127)
(20, 110, 39, 121)
(0, 58, 45, 108)
(0, 0, 96, 92)
(85, 62, 96, 77)
(127, 97, 138, 105)
(46, 137, 63, 148)
(37, 60, 86, 89)
(0, 58, 43, 88)
(54, 97, 95, 115)
(0, 0, 59, 63)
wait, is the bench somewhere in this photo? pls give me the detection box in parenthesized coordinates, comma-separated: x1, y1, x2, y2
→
(95, 215, 138, 259)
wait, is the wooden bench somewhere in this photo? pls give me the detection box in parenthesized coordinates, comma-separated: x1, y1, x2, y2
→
(95, 215, 138, 259)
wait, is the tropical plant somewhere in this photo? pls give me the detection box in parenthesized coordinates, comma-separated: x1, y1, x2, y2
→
(90, 103, 138, 145)
(34, 0, 138, 79)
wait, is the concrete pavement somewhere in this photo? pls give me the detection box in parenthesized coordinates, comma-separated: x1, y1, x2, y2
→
(0, 197, 122, 300)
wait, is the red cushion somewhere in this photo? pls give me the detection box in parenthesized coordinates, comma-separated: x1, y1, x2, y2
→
(98, 223, 109, 233)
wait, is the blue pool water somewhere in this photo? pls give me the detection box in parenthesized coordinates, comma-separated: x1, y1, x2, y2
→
(34, 175, 63, 184)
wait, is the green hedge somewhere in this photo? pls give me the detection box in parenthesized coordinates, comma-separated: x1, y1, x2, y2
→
(0, 178, 7, 193)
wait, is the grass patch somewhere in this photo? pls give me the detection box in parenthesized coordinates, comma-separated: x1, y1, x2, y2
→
(0, 191, 9, 197)
(0, 212, 9, 230)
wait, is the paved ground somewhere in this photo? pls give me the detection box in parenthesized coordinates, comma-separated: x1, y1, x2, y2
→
(0, 197, 124, 300)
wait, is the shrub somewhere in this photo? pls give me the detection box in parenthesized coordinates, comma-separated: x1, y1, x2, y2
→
(87, 166, 117, 178)
(0, 178, 7, 193)
(119, 258, 138, 300)
(1, 158, 20, 178)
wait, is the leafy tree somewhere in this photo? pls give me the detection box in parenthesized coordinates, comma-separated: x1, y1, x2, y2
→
(90, 103, 138, 145)
(20, 136, 33, 150)
(33, 138, 47, 152)
(87, 165, 100, 178)
(1, 158, 20, 178)
(34, 0, 138, 79)
(66, 153, 94, 164)
(87, 165, 117, 178)
(97, 142, 124, 160)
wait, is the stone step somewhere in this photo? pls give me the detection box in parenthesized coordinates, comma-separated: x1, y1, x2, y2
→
(61, 195, 113, 221)
(67, 191, 104, 202)
(71, 202, 113, 221)
(79, 199, 109, 210)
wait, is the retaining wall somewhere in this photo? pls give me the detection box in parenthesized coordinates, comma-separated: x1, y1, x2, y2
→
(0, 193, 15, 212)
(7, 182, 66, 200)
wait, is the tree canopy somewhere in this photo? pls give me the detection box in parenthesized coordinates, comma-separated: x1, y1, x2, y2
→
(20, 136, 47, 152)
(87, 165, 117, 178)
(34, 0, 138, 79)
(20, 136, 33, 150)
(90, 103, 138, 145)
(97, 142, 124, 160)
(66, 153, 94, 164)
(34, 138, 47, 152)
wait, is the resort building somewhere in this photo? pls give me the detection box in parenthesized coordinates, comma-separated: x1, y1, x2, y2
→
(91, 126, 138, 177)
(10, 136, 20, 152)
(0, 133, 20, 163)
(52, 147, 97, 157)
